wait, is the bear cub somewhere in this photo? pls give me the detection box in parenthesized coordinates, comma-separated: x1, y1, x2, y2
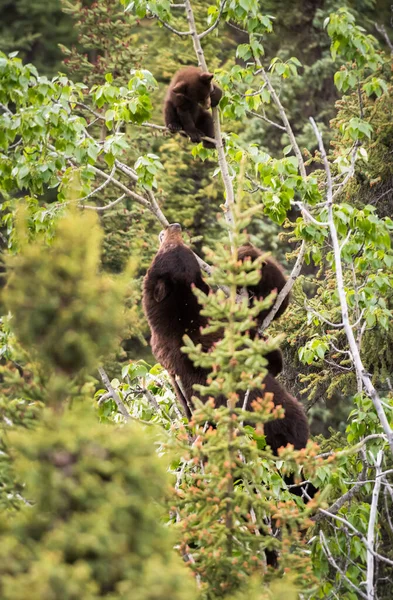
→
(164, 66, 222, 149)
(143, 223, 309, 454)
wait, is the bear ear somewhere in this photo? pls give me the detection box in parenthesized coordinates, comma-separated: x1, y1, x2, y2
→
(154, 279, 169, 303)
(200, 72, 214, 82)
(172, 82, 187, 94)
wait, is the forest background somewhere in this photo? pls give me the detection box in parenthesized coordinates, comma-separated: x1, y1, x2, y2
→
(0, 0, 393, 599)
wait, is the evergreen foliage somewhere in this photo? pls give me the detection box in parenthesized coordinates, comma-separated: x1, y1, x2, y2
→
(4, 210, 134, 378)
(0, 407, 198, 600)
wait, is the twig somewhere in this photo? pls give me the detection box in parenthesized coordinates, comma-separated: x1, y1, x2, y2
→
(304, 304, 343, 328)
(256, 60, 306, 179)
(140, 121, 217, 146)
(0, 102, 13, 115)
(320, 531, 368, 599)
(314, 454, 368, 523)
(143, 387, 167, 418)
(375, 23, 393, 53)
(199, 0, 227, 39)
(316, 434, 387, 460)
(367, 450, 383, 600)
(259, 240, 306, 332)
(148, 13, 191, 36)
(246, 110, 286, 131)
(310, 117, 393, 457)
(79, 164, 118, 202)
(98, 367, 131, 421)
(97, 392, 112, 406)
(319, 512, 393, 567)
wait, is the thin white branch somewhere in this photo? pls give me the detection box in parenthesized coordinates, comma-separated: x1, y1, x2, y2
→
(0, 102, 12, 115)
(293, 201, 329, 227)
(199, 0, 228, 39)
(316, 434, 387, 460)
(89, 164, 154, 210)
(247, 109, 286, 131)
(310, 117, 393, 457)
(250, 57, 310, 331)
(304, 304, 343, 328)
(98, 367, 131, 421)
(332, 142, 359, 201)
(319, 509, 393, 567)
(149, 13, 191, 36)
(80, 193, 126, 212)
(143, 387, 162, 414)
(320, 531, 368, 599)
(140, 121, 217, 146)
(259, 240, 306, 332)
(367, 450, 383, 600)
(79, 164, 118, 201)
(375, 23, 393, 54)
(256, 60, 306, 180)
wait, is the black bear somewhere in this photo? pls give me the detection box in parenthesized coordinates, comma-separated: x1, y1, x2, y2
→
(143, 223, 309, 454)
(164, 66, 222, 149)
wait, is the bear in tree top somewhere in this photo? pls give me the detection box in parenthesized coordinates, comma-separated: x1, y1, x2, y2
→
(142, 224, 309, 454)
(164, 66, 222, 149)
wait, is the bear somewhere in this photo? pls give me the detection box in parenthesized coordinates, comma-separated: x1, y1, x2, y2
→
(164, 66, 222, 149)
(142, 223, 309, 455)
(237, 243, 289, 330)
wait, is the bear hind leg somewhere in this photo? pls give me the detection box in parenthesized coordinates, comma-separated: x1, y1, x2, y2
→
(195, 109, 215, 149)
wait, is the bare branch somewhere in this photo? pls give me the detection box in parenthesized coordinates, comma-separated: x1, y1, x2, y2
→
(0, 102, 12, 115)
(316, 434, 387, 460)
(143, 387, 162, 414)
(98, 367, 131, 422)
(314, 457, 368, 522)
(259, 240, 306, 332)
(304, 304, 344, 328)
(249, 58, 311, 331)
(246, 109, 286, 131)
(88, 164, 154, 210)
(148, 14, 191, 37)
(367, 450, 383, 600)
(80, 193, 126, 212)
(199, 0, 228, 40)
(319, 509, 393, 567)
(79, 164, 118, 201)
(256, 60, 306, 180)
(375, 23, 393, 53)
(320, 531, 368, 599)
(139, 120, 216, 146)
(293, 201, 329, 227)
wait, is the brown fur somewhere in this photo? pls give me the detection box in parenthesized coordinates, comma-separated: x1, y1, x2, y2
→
(164, 66, 222, 149)
(143, 224, 309, 453)
(237, 243, 289, 329)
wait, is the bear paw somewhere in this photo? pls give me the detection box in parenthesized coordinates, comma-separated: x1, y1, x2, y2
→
(168, 123, 182, 133)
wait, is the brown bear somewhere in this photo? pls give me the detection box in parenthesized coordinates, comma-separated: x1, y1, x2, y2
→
(237, 243, 289, 329)
(164, 66, 222, 149)
(143, 223, 309, 454)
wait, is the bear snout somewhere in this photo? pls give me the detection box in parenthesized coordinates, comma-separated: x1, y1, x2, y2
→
(159, 223, 183, 246)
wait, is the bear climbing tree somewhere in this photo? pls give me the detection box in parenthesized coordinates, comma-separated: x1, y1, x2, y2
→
(143, 223, 309, 454)
(164, 66, 222, 149)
